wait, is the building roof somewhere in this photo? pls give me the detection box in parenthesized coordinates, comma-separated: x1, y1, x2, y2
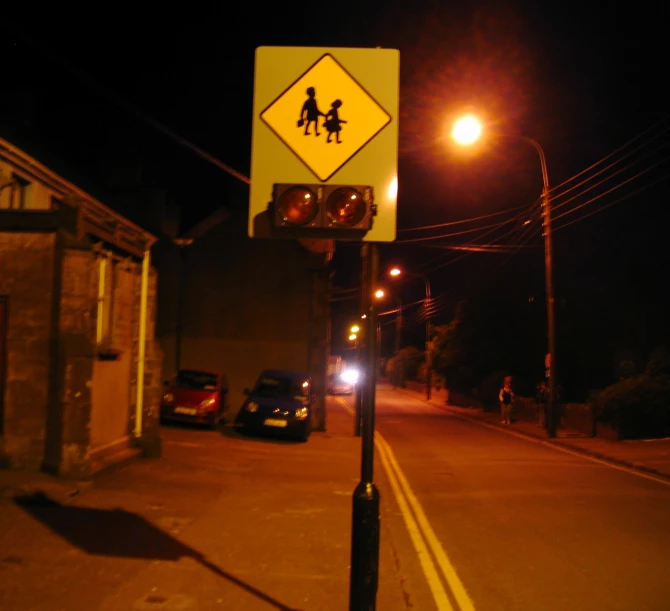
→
(0, 136, 157, 254)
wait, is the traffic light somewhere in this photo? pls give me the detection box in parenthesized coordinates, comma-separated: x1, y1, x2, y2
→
(271, 183, 376, 239)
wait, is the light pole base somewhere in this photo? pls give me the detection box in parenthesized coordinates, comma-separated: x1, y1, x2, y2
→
(349, 481, 380, 611)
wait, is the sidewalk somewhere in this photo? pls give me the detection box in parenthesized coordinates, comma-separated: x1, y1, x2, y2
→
(0, 400, 411, 611)
(395, 386, 670, 482)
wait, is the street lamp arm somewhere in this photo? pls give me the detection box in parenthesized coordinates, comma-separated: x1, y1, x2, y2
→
(520, 136, 550, 193)
(495, 134, 550, 193)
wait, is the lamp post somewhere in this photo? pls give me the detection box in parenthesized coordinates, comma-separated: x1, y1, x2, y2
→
(452, 115, 557, 438)
(389, 268, 432, 400)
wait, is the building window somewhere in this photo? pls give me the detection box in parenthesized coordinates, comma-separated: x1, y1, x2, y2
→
(96, 256, 116, 352)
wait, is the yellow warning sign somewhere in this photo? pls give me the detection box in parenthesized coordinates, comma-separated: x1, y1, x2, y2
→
(260, 54, 392, 182)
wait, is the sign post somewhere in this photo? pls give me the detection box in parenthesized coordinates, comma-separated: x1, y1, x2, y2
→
(250, 47, 399, 611)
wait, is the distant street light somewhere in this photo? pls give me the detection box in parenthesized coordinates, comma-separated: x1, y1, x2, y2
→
(452, 114, 557, 438)
(389, 267, 432, 400)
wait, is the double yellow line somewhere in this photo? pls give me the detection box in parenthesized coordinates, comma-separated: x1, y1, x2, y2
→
(337, 398, 476, 611)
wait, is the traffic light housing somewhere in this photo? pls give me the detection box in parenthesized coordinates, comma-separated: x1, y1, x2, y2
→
(271, 184, 376, 240)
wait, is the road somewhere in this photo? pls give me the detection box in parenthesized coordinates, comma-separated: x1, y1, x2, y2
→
(345, 387, 670, 611)
(2, 387, 670, 611)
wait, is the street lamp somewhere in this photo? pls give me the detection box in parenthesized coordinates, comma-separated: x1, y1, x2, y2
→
(389, 267, 433, 400)
(452, 115, 557, 438)
(451, 114, 482, 146)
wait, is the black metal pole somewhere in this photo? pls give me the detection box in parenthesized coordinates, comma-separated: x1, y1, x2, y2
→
(354, 245, 368, 437)
(354, 383, 363, 437)
(349, 243, 380, 611)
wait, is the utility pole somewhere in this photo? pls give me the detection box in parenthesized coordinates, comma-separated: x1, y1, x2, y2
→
(349, 243, 380, 611)
(541, 174, 557, 438)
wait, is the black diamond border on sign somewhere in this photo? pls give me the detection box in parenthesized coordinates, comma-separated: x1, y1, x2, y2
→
(260, 52, 392, 182)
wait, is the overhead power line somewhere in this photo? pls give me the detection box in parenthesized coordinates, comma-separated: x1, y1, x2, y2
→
(552, 155, 670, 224)
(550, 137, 670, 214)
(554, 172, 670, 232)
(396, 202, 531, 233)
(547, 115, 669, 198)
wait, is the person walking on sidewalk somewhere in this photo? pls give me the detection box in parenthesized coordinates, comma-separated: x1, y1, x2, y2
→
(499, 377, 515, 425)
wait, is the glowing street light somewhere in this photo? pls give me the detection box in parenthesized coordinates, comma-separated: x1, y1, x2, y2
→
(451, 114, 482, 146)
(351, 325, 360, 334)
(374, 289, 385, 299)
(349, 333, 358, 341)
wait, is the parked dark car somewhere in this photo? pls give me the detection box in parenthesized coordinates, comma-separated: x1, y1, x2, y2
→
(160, 369, 229, 429)
(234, 369, 312, 441)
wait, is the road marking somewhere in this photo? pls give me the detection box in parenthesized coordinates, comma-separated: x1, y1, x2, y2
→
(441, 408, 670, 488)
(336, 398, 476, 611)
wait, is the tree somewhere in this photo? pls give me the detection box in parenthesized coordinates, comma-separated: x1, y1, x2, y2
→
(386, 346, 423, 388)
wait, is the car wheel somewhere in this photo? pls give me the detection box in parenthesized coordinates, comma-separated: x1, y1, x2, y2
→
(209, 413, 221, 430)
(299, 421, 311, 442)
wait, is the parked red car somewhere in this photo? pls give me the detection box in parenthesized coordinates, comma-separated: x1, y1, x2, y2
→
(160, 369, 229, 429)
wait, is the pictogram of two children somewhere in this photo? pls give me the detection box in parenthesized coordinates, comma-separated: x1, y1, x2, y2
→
(298, 87, 346, 143)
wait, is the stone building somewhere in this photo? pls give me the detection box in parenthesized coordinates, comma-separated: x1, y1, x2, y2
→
(0, 137, 162, 477)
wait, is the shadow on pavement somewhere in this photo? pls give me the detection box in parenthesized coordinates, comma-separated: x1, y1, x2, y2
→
(14, 492, 303, 611)
(160, 420, 304, 446)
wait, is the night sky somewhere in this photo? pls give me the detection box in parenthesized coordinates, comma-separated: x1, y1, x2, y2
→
(2, 1, 668, 360)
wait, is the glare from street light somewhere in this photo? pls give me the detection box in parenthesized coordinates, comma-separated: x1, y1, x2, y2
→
(351, 325, 360, 333)
(375, 289, 385, 299)
(389, 268, 401, 276)
(349, 333, 357, 341)
(452, 115, 482, 146)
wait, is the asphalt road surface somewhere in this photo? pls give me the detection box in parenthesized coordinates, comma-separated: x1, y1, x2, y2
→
(347, 387, 670, 611)
(2, 387, 670, 611)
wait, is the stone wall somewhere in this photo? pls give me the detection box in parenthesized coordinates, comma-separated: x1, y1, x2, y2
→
(0, 232, 56, 469)
(44, 244, 97, 477)
(1, 231, 163, 475)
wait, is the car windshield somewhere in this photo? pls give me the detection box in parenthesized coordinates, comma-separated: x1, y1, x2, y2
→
(254, 376, 309, 399)
(174, 370, 218, 391)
